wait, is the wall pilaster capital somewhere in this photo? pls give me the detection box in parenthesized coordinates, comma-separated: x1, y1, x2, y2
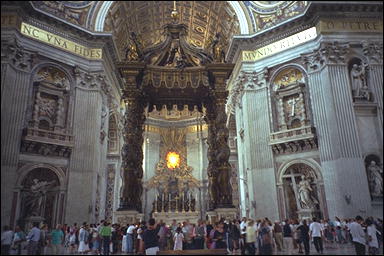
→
(302, 41, 350, 72)
(227, 68, 268, 114)
(1, 39, 35, 72)
(73, 66, 111, 94)
(241, 68, 269, 91)
(362, 41, 383, 65)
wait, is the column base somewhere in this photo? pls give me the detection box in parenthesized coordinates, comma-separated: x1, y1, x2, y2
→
(113, 210, 143, 225)
(24, 216, 45, 231)
(206, 208, 238, 223)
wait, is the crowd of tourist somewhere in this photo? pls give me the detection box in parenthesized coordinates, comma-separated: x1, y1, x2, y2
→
(1, 216, 383, 255)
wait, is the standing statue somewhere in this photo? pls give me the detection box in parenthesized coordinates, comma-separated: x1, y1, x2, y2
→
(350, 63, 369, 99)
(23, 179, 56, 217)
(297, 175, 318, 209)
(124, 32, 142, 62)
(207, 33, 226, 63)
(367, 161, 383, 196)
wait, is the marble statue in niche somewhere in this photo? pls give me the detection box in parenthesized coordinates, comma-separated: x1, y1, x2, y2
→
(367, 161, 383, 197)
(298, 175, 319, 209)
(350, 62, 371, 101)
(23, 179, 56, 217)
(281, 163, 321, 219)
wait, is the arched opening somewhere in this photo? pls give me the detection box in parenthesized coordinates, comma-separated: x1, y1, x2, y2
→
(278, 161, 324, 220)
(348, 57, 371, 102)
(364, 154, 383, 198)
(18, 168, 61, 230)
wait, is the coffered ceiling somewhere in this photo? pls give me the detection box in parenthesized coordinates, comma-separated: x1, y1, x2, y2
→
(29, 1, 309, 60)
(103, 1, 240, 60)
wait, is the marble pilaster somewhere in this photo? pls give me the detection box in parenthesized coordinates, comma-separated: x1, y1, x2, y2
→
(239, 69, 279, 221)
(362, 41, 383, 140)
(65, 86, 102, 225)
(1, 40, 34, 226)
(302, 42, 372, 218)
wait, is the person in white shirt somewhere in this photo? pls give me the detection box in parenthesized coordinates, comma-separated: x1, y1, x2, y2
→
(309, 217, 323, 254)
(350, 216, 366, 255)
(366, 218, 380, 255)
(1, 225, 14, 255)
(126, 223, 136, 253)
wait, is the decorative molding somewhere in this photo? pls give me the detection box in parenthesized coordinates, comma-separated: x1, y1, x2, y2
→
(20, 128, 73, 158)
(270, 126, 318, 155)
(362, 41, 383, 65)
(301, 41, 350, 72)
(73, 66, 112, 97)
(227, 68, 269, 115)
(1, 39, 35, 71)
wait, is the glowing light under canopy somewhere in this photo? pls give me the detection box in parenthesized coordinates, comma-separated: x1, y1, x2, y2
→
(166, 152, 180, 169)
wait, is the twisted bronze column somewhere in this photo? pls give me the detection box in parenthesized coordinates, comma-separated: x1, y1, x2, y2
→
(117, 63, 146, 212)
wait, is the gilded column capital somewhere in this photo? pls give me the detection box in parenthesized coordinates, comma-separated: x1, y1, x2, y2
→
(362, 41, 383, 65)
(302, 41, 350, 72)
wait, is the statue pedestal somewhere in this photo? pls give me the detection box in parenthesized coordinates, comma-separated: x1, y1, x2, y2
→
(207, 208, 238, 223)
(113, 210, 143, 225)
(24, 216, 45, 231)
(152, 211, 200, 225)
(297, 209, 318, 220)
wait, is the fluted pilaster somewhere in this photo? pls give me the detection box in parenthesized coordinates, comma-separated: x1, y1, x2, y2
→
(240, 69, 278, 220)
(369, 65, 383, 139)
(66, 88, 102, 225)
(302, 41, 372, 218)
(1, 65, 31, 226)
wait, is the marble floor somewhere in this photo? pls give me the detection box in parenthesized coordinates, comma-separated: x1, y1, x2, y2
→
(14, 241, 383, 255)
(271, 242, 383, 255)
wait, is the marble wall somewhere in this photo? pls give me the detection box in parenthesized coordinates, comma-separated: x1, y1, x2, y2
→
(229, 24, 383, 220)
(1, 17, 123, 227)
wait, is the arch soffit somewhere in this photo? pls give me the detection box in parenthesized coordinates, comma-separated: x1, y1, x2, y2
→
(93, 1, 250, 34)
(15, 163, 66, 190)
(277, 158, 323, 185)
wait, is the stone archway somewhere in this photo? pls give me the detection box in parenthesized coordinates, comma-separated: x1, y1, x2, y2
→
(14, 164, 66, 229)
(277, 159, 327, 220)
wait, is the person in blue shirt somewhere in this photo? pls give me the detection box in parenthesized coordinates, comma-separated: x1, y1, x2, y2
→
(26, 222, 41, 255)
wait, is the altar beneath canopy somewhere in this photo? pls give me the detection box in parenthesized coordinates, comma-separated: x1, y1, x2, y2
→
(144, 129, 203, 224)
